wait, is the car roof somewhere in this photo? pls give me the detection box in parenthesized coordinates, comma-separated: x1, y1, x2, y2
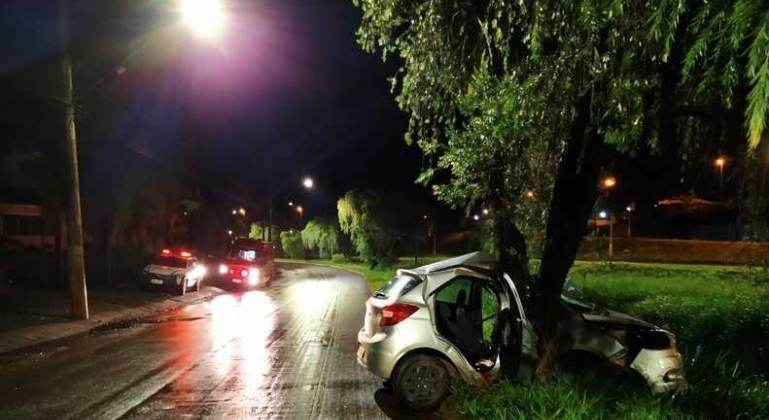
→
(409, 251, 498, 276)
(398, 252, 499, 297)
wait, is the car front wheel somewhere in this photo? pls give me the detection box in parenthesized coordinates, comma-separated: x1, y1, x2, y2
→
(392, 354, 452, 411)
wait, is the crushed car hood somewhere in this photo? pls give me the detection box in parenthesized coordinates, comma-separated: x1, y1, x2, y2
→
(580, 309, 656, 329)
(560, 294, 657, 329)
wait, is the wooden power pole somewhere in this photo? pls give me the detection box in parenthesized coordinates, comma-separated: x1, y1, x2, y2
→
(59, 0, 89, 320)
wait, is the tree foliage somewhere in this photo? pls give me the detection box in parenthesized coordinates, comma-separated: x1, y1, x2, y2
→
(353, 0, 769, 375)
(338, 189, 417, 267)
(301, 217, 340, 259)
(280, 229, 305, 260)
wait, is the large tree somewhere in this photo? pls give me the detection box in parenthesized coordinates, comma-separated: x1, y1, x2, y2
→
(353, 0, 769, 374)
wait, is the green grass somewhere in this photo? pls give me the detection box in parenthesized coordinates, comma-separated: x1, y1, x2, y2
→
(315, 257, 769, 419)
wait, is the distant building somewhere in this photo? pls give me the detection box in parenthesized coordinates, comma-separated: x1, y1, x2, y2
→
(0, 188, 61, 248)
(654, 191, 736, 240)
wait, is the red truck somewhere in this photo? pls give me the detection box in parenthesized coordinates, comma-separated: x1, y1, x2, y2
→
(216, 238, 276, 289)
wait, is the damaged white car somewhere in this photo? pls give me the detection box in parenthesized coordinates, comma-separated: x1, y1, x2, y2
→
(356, 252, 686, 411)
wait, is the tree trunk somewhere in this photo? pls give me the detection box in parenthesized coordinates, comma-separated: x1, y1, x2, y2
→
(534, 91, 604, 378)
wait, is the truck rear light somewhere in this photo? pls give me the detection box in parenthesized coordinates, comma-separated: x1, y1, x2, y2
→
(380, 303, 419, 327)
(240, 269, 249, 278)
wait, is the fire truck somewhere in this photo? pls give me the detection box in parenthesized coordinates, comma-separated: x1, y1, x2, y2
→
(216, 238, 276, 289)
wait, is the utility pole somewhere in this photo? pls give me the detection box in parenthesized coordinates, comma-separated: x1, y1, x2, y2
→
(59, 0, 89, 320)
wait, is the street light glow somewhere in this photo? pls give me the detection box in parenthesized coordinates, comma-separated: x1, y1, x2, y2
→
(303, 177, 314, 189)
(715, 157, 726, 168)
(599, 210, 608, 219)
(180, 0, 226, 40)
(602, 176, 617, 189)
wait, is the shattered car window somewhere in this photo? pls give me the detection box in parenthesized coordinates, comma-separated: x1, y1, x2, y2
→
(560, 277, 595, 310)
(376, 275, 421, 299)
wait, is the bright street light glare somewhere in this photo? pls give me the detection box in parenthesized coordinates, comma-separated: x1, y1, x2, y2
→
(180, 0, 226, 40)
(303, 177, 314, 189)
(599, 211, 608, 219)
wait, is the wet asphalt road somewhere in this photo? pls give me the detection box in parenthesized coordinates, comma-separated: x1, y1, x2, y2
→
(0, 263, 442, 420)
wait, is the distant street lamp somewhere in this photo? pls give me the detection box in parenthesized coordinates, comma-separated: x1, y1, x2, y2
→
(525, 190, 536, 199)
(179, 0, 227, 41)
(626, 202, 635, 237)
(296, 205, 304, 226)
(715, 156, 726, 193)
(268, 177, 314, 241)
(600, 176, 617, 259)
(237, 207, 246, 216)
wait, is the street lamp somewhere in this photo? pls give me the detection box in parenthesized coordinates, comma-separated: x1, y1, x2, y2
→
(296, 205, 304, 226)
(267, 177, 315, 241)
(714, 156, 726, 193)
(179, 0, 226, 41)
(600, 176, 617, 259)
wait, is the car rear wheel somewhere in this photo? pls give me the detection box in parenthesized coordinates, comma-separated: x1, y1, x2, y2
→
(392, 354, 452, 411)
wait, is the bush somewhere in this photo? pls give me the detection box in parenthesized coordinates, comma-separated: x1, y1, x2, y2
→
(280, 230, 306, 260)
(331, 253, 347, 262)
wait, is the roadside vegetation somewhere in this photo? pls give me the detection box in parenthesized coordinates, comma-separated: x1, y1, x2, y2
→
(318, 257, 769, 419)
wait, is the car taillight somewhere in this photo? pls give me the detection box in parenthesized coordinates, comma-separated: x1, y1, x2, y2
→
(380, 303, 419, 327)
(240, 269, 249, 278)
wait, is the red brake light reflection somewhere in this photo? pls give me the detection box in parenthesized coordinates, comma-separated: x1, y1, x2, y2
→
(180, 251, 192, 258)
(162, 249, 171, 255)
(379, 303, 419, 327)
(240, 269, 249, 278)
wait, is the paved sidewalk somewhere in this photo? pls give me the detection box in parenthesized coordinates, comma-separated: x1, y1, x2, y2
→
(0, 284, 222, 354)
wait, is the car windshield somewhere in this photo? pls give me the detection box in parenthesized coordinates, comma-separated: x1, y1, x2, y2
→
(559, 277, 595, 310)
(154, 256, 188, 268)
(228, 247, 260, 262)
(529, 273, 595, 310)
(375, 275, 421, 299)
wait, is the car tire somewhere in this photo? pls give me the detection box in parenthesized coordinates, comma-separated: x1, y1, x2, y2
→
(392, 354, 452, 412)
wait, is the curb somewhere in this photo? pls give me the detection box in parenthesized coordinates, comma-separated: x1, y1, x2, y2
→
(0, 288, 220, 355)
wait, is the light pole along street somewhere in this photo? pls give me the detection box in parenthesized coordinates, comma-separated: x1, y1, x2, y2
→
(56, 0, 228, 319)
(267, 177, 314, 242)
(601, 176, 617, 260)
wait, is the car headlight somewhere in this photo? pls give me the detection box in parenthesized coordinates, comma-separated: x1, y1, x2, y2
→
(247, 268, 260, 285)
(663, 368, 685, 383)
(218, 264, 228, 275)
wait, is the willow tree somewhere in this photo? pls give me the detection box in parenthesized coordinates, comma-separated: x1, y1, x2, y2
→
(353, 0, 769, 374)
(301, 218, 340, 259)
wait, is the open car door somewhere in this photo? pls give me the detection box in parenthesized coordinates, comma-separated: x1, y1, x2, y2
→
(501, 273, 538, 383)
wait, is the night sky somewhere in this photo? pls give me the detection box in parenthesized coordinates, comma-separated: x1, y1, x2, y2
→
(1, 0, 441, 226)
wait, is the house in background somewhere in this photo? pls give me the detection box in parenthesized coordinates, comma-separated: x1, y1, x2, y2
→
(0, 188, 62, 249)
